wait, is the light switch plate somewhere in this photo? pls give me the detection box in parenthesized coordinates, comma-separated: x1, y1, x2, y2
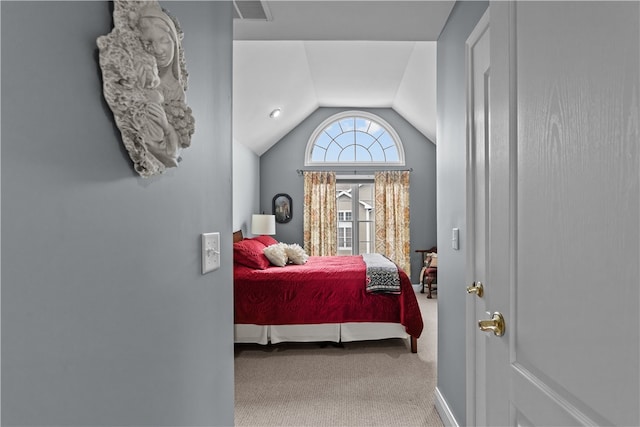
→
(202, 232, 220, 274)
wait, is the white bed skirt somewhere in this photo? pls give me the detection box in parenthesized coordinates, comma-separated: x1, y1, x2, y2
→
(234, 322, 409, 345)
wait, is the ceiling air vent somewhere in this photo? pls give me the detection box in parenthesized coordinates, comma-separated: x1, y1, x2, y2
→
(233, 1, 272, 21)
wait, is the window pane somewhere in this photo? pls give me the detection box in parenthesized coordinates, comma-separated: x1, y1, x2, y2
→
(355, 118, 370, 132)
(354, 145, 372, 162)
(339, 118, 355, 132)
(335, 132, 353, 148)
(324, 122, 341, 138)
(337, 200, 351, 213)
(368, 121, 385, 138)
(315, 132, 332, 149)
(369, 143, 385, 161)
(359, 183, 374, 206)
(325, 142, 342, 161)
(355, 131, 375, 148)
(384, 147, 400, 162)
(311, 145, 326, 162)
(378, 132, 394, 149)
(358, 221, 375, 254)
(339, 144, 356, 162)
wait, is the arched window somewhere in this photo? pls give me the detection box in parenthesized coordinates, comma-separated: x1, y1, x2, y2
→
(305, 111, 405, 166)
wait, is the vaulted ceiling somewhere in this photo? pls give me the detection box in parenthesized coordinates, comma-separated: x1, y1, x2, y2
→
(232, 1, 455, 156)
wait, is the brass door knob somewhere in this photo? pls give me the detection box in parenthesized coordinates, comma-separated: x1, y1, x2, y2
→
(467, 282, 484, 297)
(478, 312, 505, 337)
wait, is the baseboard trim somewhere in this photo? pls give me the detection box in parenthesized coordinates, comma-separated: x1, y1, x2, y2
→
(434, 387, 460, 427)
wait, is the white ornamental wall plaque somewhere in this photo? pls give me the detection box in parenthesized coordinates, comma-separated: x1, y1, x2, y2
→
(97, 0, 195, 177)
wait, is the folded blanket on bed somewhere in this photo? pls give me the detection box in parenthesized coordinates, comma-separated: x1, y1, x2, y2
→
(363, 253, 401, 294)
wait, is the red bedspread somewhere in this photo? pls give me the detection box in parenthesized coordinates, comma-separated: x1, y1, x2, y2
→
(234, 255, 423, 338)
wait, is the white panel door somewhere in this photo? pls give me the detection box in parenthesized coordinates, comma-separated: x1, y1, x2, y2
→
(471, 2, 640, 426)
(465, 10, 493, 426)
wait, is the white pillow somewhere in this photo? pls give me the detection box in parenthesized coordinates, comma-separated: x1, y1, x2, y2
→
(285, 243, 309, 265)
(263, 243, 288, 267)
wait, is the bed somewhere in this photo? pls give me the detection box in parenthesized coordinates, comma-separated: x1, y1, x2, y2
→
(233, 230, 424, 353)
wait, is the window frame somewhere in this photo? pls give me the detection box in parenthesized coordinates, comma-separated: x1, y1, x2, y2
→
(336, 180, 375, 255)
(338, 224, 353, 251)
(304, 110, 405, 167)
(338, 210, 352, 222)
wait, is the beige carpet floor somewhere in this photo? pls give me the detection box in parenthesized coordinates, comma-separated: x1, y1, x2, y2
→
(234, 292, 442, 427)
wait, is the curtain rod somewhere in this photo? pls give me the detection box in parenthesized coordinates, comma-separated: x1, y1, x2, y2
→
(296, 168, 413, 176)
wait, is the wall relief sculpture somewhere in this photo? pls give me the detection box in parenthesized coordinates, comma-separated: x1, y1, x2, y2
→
(97, 0, 195, 177)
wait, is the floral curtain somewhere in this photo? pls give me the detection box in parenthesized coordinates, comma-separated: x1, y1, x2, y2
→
(374, 171, 411, 274)
(303, 171, 337, 256)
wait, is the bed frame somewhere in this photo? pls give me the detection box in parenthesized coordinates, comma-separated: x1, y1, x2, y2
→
(233, 230, 419, 353)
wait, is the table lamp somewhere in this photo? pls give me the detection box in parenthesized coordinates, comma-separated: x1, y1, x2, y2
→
(251, 214, 276, 236)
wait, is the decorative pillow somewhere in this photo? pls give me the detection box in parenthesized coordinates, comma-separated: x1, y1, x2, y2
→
(285, 243, 309, 265)
(253, 235, 278, 247)
(233, 239, 270, 270)
(263, 243, 288, 267)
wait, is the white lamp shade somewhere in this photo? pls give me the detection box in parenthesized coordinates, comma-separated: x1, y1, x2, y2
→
(251, 214, 276, 235)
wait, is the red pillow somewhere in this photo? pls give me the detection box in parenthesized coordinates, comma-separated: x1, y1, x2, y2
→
(233, 239, 270, 270)
(252, 235, 278, 247)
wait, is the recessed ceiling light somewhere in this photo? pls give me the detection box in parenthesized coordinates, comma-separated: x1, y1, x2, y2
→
(269, 108, 281, 119)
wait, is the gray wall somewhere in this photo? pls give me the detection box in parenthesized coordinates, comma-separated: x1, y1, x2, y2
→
(1, 2, 234, 426)
(436, 2, 488, 426)
(233, 142, 261, 235)
(260, 107, 437, 283)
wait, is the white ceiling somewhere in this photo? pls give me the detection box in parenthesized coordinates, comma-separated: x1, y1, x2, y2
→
(232, 1, 455, 156)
